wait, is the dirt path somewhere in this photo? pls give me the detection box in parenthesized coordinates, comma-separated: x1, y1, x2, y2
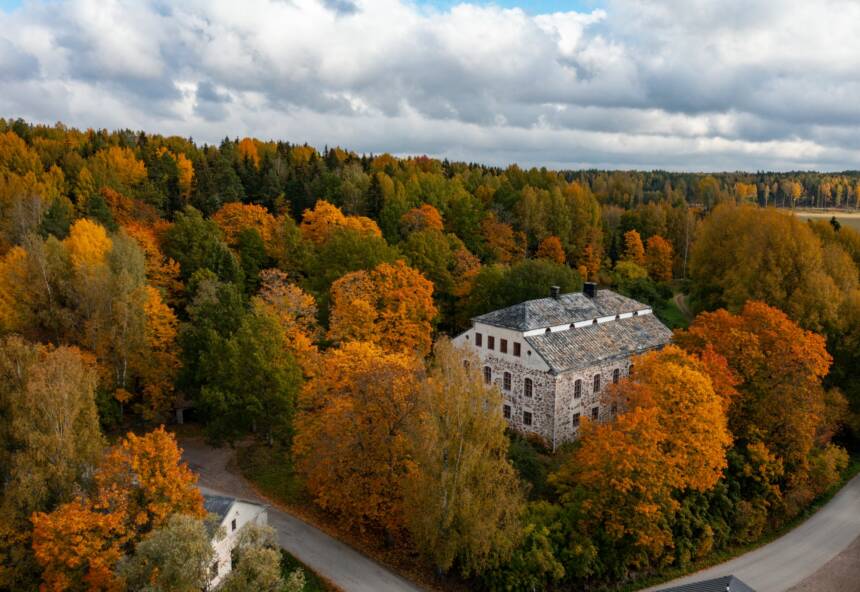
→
(180, 437, 425, 592)
(673, 292, 692, 320)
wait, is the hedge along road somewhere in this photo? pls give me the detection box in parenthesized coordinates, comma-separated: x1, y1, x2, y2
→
(180, 437, 425, 592)
(642, 473, 860, 592)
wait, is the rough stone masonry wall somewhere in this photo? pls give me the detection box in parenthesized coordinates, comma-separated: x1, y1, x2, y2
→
(482, 353, 557, 444)
(554, 358, 632, 446)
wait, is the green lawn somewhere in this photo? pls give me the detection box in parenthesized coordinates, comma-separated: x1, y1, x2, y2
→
(237, 443, 305, 506)
(281, 549, 333, 592)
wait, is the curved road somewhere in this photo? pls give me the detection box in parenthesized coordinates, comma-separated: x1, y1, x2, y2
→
(644, 473, 860, 592)
(180, 438, 424, 592)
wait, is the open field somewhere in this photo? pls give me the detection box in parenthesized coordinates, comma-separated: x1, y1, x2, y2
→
(791, 209, 860, 232)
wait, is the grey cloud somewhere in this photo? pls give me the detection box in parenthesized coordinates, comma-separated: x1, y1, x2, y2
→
(1, 0, 860, 171)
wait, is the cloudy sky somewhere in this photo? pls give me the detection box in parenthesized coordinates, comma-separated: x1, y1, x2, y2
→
(1, 0, 859, 171)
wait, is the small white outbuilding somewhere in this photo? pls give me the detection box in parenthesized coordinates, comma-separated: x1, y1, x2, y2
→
(202, 491, 269, 587)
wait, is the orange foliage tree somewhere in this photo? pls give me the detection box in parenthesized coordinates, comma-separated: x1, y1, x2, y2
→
(400, 204, 444, 234)
(211, 202, 278, 253)
(622, 229, 646, 265)
(31, 428, 203, 591)
(608, 345, 733, 492)
(255, 268, 320, 377)
(552, 407, 676, 572)
(328, 260, 437, 357)
(299, 200, 381, 245)
(122, 222, 182, 303)
(31, 501, 126, 592)
(675, 301, 834, 485)
(645, 235, 673, 282)
(293, 342, 423, 533)
(481, 213, 525, 264)
(536, 236, 566, 264)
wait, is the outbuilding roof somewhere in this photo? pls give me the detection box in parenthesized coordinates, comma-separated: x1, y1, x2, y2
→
(525, 312, 672, 373)
(473, 289, 646, 331)
(655, 575, 756, 592)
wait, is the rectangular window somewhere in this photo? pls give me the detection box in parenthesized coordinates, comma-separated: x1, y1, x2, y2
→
(483, 366, 492, 384)
(503, 372, 512, 391)
(231, 518, 237, 531)
(488, 336, 495, 350)
(593, 374, 601, 393)
(503, 404, 511, 419)
(523, 411, 533, 426)
(572, 412, 580, 427)
(591, 406, 599, 420)
(513, 342, 521, 357)
(524, 378, 533, 398)
(475, 332, 482, 347)
(500, 339, 508, 354)
(611, 402, 618, 415)
(574, 379, 581, 399)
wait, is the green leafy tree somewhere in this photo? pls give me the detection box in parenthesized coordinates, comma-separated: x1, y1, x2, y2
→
(116, 514, 216, 592)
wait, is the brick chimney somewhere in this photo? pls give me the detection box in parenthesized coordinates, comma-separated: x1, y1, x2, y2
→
(584, 282, 597, 298)
(550, 285, 561, 299)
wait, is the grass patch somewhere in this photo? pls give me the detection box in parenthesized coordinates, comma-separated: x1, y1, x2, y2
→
(654, 296, 689, 330)
(619, 455, 860, 591)
(281, 549, 335, 592)
(236, 443, 304, 506)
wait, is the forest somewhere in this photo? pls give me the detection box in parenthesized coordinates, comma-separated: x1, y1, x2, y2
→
(1, 117, 859, 591)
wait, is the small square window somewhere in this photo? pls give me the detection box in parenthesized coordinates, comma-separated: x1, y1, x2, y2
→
(488, 336, 495, 350)
(500, 339, 508, 354)
(513, 342, 521, 357)
(591, 406, 599, 420)
(572, 412, 580, 427)
(475, 332, 483, 347)
(574, 379, 582, 399)
(503, 372, 512, 391)
(523, 411, 533, 426)
(503, 404, 511, 419)
(231, 519, 237, 531)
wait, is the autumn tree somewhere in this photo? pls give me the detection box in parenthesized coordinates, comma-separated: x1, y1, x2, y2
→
(162, 206, 243, 284)
(95, 427, 205, 539)
(535, 236, 566, 264)
(299, 200, 381, 245)
(211, 202, 278, 255)
(621, 229, 646, 265)
(293, 342, 423, 533)
(552, 407, 676, 578)
(403, 339, 524, 575)
(328, 260, 437, 357)
(31, 499, 126, 592)
(689, 204, 857, 332)
(645, 235, 673, 282)
(0, 339, 104, 589)
(675, 301, 836, 495)
(481, 212, 526, 263)
(400, 204, 444, 234)
(255, 269, 320, 377)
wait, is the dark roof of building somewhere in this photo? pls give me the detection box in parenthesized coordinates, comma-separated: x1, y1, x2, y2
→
(656, 575, 756, 592)
(525, 312, 672, 373)
(203, 493, 235, 522)
(473, 289, 647, 331)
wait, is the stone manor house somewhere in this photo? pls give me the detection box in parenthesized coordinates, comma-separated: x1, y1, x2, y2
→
(453, 282, 672, 449)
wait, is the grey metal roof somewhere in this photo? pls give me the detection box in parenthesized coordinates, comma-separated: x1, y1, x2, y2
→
(203, 493, 235, 522)
(656, 575, 756, 592)
(525, 313, 672, 373)
(473, 289, 647, 331)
